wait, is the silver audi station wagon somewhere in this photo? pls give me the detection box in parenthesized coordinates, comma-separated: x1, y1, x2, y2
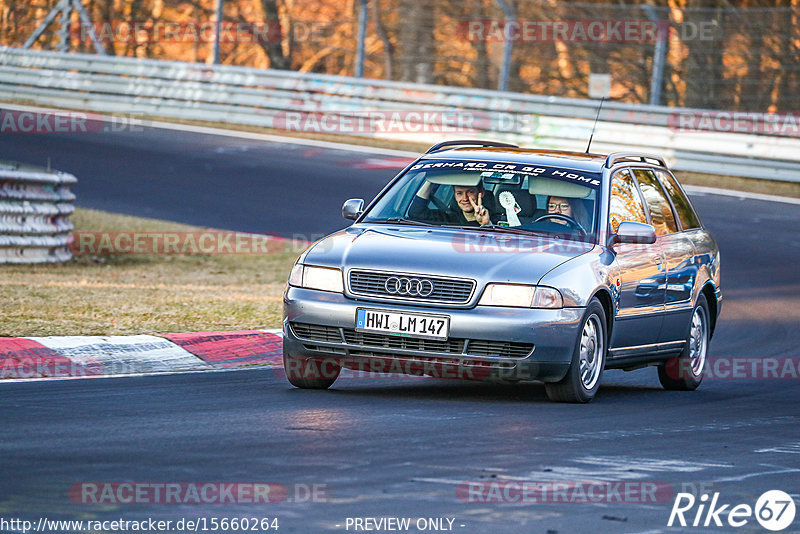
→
(283, 141, 722, 402)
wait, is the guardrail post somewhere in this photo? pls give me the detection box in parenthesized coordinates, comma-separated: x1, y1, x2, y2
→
(57, 0, 71, 52)
(643, 5, 666, 107)
(355, 0, 368, 78)
(23, 0, 69, 50)
(22, 0, 106, 55)
(495, 0, 515, 92)
(212, 0, 224, 64)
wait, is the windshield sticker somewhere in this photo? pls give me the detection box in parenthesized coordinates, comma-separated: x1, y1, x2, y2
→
(480, 171, 516, 180)
(413, 160, 601, 187)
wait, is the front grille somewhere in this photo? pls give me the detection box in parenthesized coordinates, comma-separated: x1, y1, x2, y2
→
(290, 322, 532, 359)
(290, 323, 342, 342)
(348, 270, 475, 304)
(466, 340, 534, 358)
(342, 329, 465, 353)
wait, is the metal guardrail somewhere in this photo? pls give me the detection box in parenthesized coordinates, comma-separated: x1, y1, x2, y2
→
(0, 160, 76, 263)
(1, 46, 799, 182)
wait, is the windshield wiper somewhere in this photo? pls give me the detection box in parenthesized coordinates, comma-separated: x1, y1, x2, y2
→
(369, 217, 435, 226)
(442, 223, 545, 237)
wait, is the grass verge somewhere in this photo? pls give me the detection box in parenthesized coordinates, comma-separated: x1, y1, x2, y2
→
(0, 208, 301, 337)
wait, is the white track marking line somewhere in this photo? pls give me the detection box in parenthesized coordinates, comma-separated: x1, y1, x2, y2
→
(0, 102, 419, 158)
(6, 103, 799, 204)
(683, 184, 800, 205)
(710, 466, 800, 483)
(0, 365, 272, 384)
(26, 334, 213, 373)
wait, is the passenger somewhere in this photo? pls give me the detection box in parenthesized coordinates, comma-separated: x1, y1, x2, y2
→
(409, 181, 492, 226)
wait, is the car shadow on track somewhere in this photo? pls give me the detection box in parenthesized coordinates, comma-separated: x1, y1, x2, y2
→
(286, 374, 674, 405)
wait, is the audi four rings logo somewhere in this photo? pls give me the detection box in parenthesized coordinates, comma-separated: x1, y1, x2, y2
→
(385, 277, 435, 297)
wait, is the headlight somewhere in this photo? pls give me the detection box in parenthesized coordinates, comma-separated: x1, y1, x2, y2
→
(478, 283, 563, 309)
(287, 264, 344, 293)
(288, 263, 304, 287)
(531, 286, 563, 309)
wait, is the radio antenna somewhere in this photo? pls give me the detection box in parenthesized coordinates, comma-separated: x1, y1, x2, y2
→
(585, 97, 606, 154)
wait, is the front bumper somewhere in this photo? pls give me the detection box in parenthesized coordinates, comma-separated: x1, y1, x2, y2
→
(283, 287, 584, 382)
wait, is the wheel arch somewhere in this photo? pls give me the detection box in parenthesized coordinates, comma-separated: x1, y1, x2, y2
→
(589, 288, 615, 343)
(700, 282, 718, 338)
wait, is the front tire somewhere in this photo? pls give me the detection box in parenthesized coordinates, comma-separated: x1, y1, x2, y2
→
(283, 351, 341, 389)
(545, 298, 607, 403)
(658, 294, 709, 391)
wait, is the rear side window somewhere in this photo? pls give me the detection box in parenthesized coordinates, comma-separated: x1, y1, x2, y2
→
(633, 168, 678, 236)
(609, 169, 647, 232)
(655, 170, 701, 230)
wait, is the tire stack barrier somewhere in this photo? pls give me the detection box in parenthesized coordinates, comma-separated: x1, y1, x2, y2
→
(0, 160, 76, 263)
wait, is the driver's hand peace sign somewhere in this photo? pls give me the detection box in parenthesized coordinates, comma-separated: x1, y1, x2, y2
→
(469, 193, 491, 225)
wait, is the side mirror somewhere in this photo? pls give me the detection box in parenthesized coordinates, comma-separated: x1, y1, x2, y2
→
(342, 198, 364, 221)
(610, 221, 657, 245)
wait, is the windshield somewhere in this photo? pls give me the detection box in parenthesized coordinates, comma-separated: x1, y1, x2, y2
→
(362, 159, 601, 242)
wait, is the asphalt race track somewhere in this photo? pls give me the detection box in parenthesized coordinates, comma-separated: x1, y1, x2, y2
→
(1, 125, 396, 239)
(2, 125, 800, 533)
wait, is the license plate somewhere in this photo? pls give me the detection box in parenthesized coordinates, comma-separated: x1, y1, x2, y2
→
(355, 308, 450, 340)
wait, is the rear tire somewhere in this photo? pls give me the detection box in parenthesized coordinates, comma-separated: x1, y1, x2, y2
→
(658, 294, 709, 391)
(545, 298, 607, 403)
(283, 351, 340, 389)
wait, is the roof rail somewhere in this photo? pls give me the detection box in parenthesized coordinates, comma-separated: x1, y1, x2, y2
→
(425, 140, 519, 154)
(605, 152, 667, 168)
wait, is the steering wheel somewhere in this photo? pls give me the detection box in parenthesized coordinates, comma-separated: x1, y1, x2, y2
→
(534, 213, 587, 235)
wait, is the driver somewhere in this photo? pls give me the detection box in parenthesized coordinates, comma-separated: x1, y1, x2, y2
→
(546, 196, 574, 222)
(543, 195, 590, 233)
(409, 181, 492, 226)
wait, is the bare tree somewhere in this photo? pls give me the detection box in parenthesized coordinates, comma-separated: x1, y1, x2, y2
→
(681, 0, 727, 109)
(397, 0, 434, 83)
(372, 0, 395, 80)
(259, 0, 290, 69)
(469, 0, 491, 89)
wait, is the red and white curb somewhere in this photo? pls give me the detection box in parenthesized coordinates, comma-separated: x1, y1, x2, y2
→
(0, 330, 283, 381)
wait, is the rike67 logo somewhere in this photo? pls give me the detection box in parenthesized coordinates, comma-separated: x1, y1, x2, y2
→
(668, 490, 796, 531)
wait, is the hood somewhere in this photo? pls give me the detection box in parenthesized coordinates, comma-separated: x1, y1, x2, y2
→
(302, 224, 594, 285)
